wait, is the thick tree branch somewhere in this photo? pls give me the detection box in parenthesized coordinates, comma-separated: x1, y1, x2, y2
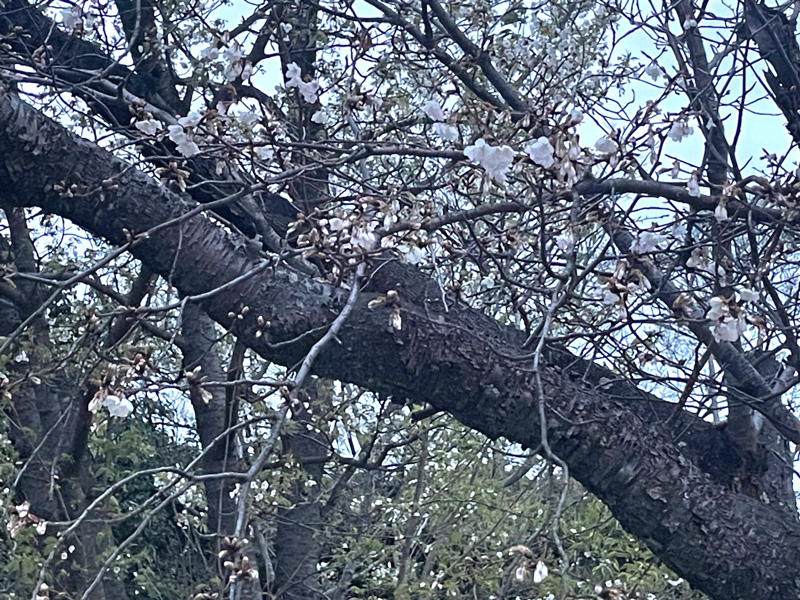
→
(0, 0, 299, 244)
(742, 0, 800, 146)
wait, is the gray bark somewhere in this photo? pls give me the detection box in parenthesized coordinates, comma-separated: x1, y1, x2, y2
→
(182, 302, 240, 536)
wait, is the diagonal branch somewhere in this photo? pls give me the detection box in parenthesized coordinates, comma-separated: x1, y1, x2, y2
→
(741, 0, 800, 146)
(424, 0, 530, 113)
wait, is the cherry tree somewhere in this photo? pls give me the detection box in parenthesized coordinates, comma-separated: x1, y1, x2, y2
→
(0, 0, 799, 598)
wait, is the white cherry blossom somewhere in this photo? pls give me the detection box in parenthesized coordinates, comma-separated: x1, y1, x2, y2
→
(706, 296, 726, 321)
(668, 120, 693, 142)
(103, 395, 134, 418)
(168, 124, 187, 143)
(176, 138, 200, 157)
(713, 316, 745, 342)
(602, 289, 625, 318)
(327, 217, 348, 232)
(298, 81, 320, 103)
(284, 62, 321, 104)
(238, 111, 261, 127)
(687, 249, 724, 276)
(399, 245, 426, 265)
(533, 561, 549, 584)
(285, 62, 302, 81)
(686, 248, 707, 269)
(594, 136, 616, 154)
(644, 63, 660, 81)
(421, 100, 445, 121)
(687, 174, 701, 197)
(631, 231, 666, 254)
(464, 139, 516, 184)
(168, 125, 200, 157)
(706, 296, 746, 342)
(200, 46, 219, 61)
(88, 393, 104, 413)
(311, 109, 329, 124)
(223, 41, 243, 63)
(349, 224, 378, 251)
(433, 123, 459, 141)
(739, 288, 758, 303)
(134, 119, 162, 136)
(524, 137, 555, 168)
(178, 111, 203, 128)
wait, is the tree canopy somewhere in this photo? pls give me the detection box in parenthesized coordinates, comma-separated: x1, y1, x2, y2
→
(0, 0, 798, 598)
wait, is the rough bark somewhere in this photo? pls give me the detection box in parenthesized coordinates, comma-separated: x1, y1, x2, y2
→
(272, 384, 327, 600)
(0, 203, 129, 600)
(2, 90, 800, 600)
(182, 302, 240, 536)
